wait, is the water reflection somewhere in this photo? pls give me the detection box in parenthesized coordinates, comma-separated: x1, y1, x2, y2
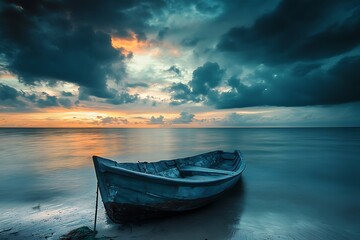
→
(97, 179, 246, 240)
(0, 128, 359, 239)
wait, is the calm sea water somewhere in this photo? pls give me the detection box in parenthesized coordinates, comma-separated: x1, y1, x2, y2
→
(0, 128, 359, 239)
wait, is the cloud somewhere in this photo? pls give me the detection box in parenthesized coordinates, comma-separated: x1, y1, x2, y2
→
(157, 27, 169, 40)
(1, 5, 122, 98)
(195, 0, 222, 15)
(292, 7, 360, 61)
(149, 112, 195, 125)
(166, 54, 360, 108)
(125, 82, 150, 88)
(0, 83, 76, 110)
(0, 83, 20, 102)
(58, 98, 73, 108)
(0, 0, 166, 101)
(217, 0, 360, 64)
(1, 0, 358, 125)
(166, 65, 182, 76)
(61, 91, 74, 97)
(95, 116, 129, 125)
(190, 62, 225, 95)
(220, 112, 249, 126)
(64, 0, 166, 40)
(218, 104, 360, 127)
(167, 61, 225, 105)
(34, 92, 74, 109)
(0, 83, 26, 108)
(105, 92, 139, 105)
(149, 115, 164, 124)
(36, 94, 59, 108)
(167, 82, 199, 105)
(172, 112, 195, 124)
(209, 55, 360, 108)
(291, 63, 322, 77)
(181, 37, 200, 47)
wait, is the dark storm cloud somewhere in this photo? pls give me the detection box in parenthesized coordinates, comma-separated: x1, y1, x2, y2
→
(0, 2, 120, 99)
(217, 0, 360, 64)
(167, 62, 224, 102)
(194, 0, 222, 15)
(31, 92, 74, 109)
(167, 62, 225, 105)
(2, 0, 359, 112)
(163, 0, 360, 109)
(292, 7, 360, 61)
(190, 62, 224, 95)
(167, 82, 199, 105)
(125, 82, 150, 88)
(0, 83, 26, 108)
(215, 0, 280, 26)
(209, 55, 360, 108)
(291, 63, 322, 77)
(0, 0, 165, 101)
(167, 54, 360, 108)
(0, 84, 75, 110)
(36, 94, 59, 108)
(0, 83, 19, 101)
(105, 92, 139, 105)
(65, 0, 165, 40)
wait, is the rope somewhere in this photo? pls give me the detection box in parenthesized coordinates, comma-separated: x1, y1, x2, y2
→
(93, 183, 99, 234)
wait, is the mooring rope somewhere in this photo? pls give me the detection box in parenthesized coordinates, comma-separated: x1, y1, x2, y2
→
(93, 183, 99, 234)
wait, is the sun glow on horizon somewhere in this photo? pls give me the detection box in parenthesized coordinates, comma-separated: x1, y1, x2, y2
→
(0, 107, 277, 128)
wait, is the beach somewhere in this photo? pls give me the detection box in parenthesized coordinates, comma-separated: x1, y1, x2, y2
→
(0, 128, 359, 239)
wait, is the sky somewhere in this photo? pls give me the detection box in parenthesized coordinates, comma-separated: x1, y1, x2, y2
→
(0, 0, 360, 127)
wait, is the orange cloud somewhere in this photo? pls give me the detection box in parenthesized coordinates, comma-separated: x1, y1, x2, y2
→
(111, 32, 150, 54)
(111, 32, 180, 57)
(0, 72, 16, 79)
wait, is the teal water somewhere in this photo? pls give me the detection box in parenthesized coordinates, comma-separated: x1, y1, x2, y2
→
(0, 128, 359, 239)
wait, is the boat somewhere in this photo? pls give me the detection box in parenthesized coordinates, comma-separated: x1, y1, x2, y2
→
(92, 150, 246, 223)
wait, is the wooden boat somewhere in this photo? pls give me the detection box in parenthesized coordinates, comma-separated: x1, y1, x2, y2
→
(93, 150, 246, 223)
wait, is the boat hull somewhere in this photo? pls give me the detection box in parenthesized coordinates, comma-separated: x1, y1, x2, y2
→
(93, 150, 245, 223)
(104, 193, 224, 222)
(102, 174, 241, 222)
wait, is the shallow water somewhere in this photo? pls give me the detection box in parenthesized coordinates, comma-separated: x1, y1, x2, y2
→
(0, 128, 359, 239)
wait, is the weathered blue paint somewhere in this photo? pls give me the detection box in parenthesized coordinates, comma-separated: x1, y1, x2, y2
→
(93, 150, 246, 223)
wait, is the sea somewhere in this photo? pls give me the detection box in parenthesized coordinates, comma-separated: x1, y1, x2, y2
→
(0, 128, 359, 240)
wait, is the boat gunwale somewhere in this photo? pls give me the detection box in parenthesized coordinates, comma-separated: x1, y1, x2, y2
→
(93, 150, 246, 185)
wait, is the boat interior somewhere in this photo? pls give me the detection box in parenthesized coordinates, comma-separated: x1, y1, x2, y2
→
(116, 151, 241, 179)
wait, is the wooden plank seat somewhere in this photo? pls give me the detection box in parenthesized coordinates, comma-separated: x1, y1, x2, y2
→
(179, 166, 235, 176)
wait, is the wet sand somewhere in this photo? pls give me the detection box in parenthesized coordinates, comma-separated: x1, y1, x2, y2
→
(1, 177, 358, 240)
(0, 180, 244, 240)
